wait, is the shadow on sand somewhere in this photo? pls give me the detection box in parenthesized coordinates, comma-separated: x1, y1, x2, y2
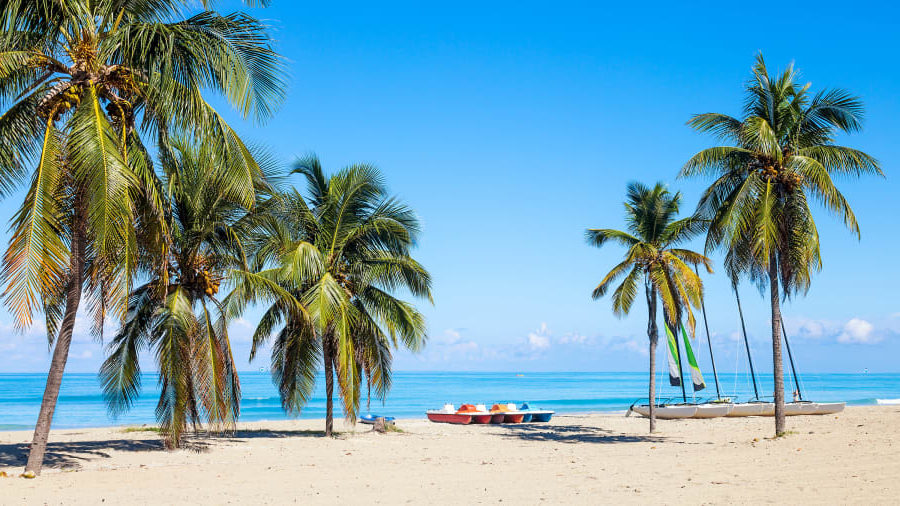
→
(0, 428, 333, 471)
(497, 422, 664, 444)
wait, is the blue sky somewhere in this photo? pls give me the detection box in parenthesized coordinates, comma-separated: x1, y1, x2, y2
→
(2, 1, 899, 374)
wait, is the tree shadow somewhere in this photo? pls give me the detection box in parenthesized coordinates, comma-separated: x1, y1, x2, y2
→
(0, 428, 336, 472)
(0, 438, 174, 471)
(224, 428, 335, 440)
(498, 422, 664, 444)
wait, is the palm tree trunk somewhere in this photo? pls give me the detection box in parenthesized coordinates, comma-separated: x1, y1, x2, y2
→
(323, 336, 334, 437)
(768, 259, 786, 436)
(24, 210, 86, 476)
(646, 284, 658, 433)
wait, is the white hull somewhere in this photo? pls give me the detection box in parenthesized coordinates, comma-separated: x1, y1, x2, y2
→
(812, 402, 845, 415)
(692, 403, 732, 418)
(784, 402, 818, 416)
(726, 402, 767, 417)
(757, 402, 775, 416)
(631, 404, 698, 419)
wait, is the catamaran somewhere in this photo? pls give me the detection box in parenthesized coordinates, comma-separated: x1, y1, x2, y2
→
(630, 272, 845, 420)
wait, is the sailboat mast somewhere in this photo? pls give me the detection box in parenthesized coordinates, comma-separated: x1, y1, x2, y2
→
(670, 320, 687, 402)
(781, 323, 803, 401)
(732, 282, 760, 400)
(695, 265, 721, 400)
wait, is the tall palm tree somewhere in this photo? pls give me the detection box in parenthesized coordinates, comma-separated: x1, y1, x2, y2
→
(99, 137, 276, 448)
(586, 182, 710, 433)
(0, 1, 285, 474)
(227, 156, 432, 437)
(680, 54, 882, 435)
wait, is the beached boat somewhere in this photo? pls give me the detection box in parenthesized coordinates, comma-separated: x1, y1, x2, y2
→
(426, 404, 473, 424)
(491, 403, 525, 423)
(520, 402, 554, 422)
(784, 401, 819, 416)
(725, 402, 769, 417)
(359, 414, 395, 425)
(692, 403, 732, 418)
(470, 404, 495, 424)
(630, 404, 698, 419)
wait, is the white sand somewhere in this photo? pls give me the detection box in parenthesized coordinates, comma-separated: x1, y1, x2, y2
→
(1, 406, 897, 504)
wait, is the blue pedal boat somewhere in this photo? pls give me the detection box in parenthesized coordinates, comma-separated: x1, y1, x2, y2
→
(520, 402, 554, 422)
(360, 414, 395, 425)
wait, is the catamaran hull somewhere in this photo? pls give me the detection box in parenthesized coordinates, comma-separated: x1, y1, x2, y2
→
(726, 403, 767, 417)
(784, 402, 819, 416)
(471, 414, 493, 424)
(490, 413, 505, 424)
(692, 404, 732, 418)
(631, 405, 698, 419)
(757, 403, 776, 416)
(503, 413, 526, 423)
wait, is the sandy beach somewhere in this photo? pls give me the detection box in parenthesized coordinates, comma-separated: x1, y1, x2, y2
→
(0, 406, 896, 504)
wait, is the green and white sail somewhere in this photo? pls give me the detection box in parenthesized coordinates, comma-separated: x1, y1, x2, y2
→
(665, 324, 681, 387)
(680, 323, 706, 392)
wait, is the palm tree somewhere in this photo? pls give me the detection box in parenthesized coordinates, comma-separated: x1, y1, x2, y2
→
(586, 182, 710, 433)
(99, 137, 277, 448)
(227, 156, 432, 437)
(0, 1, 285, 474)
(680, 54, 882, 435)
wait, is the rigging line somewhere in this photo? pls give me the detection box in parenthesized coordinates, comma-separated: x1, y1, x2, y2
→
(733, 336, 741, 398)
(733, 280, 760, 400)
(694, 264, 721, 400)
(782, 323, 803, 401)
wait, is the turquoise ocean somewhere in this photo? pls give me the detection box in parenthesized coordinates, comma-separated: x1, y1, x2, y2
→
(1, 372, 899, 430)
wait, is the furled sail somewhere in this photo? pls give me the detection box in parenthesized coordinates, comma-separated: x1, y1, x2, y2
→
(665, 325, 681, 386)
(680, 323, 706, 392)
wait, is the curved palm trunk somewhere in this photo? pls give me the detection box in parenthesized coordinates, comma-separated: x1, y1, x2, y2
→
(768, 259, 786, 435)
(645, 285, 658, 433)
(323, 336, 335, 437)
(24, 211, 85, 476)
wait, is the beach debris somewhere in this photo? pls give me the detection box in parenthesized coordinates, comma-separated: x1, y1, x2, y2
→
(0, 471, 8, 478)
(20, 471, 36, 479)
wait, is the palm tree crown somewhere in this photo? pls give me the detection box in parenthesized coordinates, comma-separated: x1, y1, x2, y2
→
(587, 182, 709, 332)
(227, 155, 432, 435)
(681, 53, 882, 291)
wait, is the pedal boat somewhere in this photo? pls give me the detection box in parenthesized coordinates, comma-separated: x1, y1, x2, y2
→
(520, 402, 554, 422)
(426, 404, 473, 424)
(491, 403, 525, 423)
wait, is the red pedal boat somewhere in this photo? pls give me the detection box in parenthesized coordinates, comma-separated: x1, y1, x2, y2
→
(426, 404, 474, 424)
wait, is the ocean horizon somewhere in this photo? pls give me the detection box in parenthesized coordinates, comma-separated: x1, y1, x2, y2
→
(2, 371, 898, 431)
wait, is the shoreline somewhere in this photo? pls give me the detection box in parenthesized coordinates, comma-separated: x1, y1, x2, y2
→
(5, 399, 900, 433)
(1, 406, 898, 503)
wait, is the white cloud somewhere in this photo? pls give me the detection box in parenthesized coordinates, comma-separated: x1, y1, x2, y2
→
(558, 332, 588, 345)
(837, 318, 878, 344)
(527, 333, 550, 351)
(526, 323, 551, 351)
